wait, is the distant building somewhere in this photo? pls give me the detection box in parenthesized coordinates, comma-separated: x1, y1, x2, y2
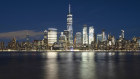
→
(52, 42, 64, 50)
(89, 26, 94, 45)
(25, 33, 32, 50)
(97, 34, 102, 43)
(112, 36, 116, 45)
(48, 28, 57, 48)
(7, 37, 19, 50)
(83, 25, 88, 44)
(0, 41, 5, 50)
(26, 32, 30, 42)
(138, 39, 140, 47)
(43, 30, 48, 50)
(102, 29, 106, 42)
(75, 32, 82, 48)
(106, 34, 116, 50)
(64, 30, 69, 42)
(59, 32, 67, 43)
(33, 40, 43, 50)
(44, 30, 47, 39)
(119, 30, 124, 39)
(121, 30, 124, 39)
(53, 32, 67, 50)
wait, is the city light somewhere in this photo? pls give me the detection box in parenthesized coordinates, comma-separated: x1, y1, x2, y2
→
(0, 4, 139, 52)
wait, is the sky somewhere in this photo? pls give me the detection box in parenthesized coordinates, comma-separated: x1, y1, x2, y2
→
(0, 0, 140, 41)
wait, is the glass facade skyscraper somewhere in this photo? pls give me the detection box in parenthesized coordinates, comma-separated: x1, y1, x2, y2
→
(97, 34, 102, 43)
(83, 25, 88, 44)
(76, 32, 82, 45)
(48, 28, 57, 47)
(89, 26, 94, 45)
(67, 4, 73, 45)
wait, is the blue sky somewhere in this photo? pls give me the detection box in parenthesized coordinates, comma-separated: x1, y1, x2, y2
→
(0, 0, 140, 41)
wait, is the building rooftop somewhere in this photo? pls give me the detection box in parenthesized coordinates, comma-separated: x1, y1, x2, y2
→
(48, 28, 57, 31)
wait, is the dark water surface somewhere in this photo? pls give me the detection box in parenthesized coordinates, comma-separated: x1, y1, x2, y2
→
(0, 51, 140, 79)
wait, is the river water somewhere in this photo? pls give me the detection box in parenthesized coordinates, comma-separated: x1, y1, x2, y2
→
(0, 51, 140, 79)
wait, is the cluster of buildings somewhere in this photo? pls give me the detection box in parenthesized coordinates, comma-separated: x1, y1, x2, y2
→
(0, 4, 140, 51)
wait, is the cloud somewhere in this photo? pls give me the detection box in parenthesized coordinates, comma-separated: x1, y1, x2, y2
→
(0, 30, 43, 40)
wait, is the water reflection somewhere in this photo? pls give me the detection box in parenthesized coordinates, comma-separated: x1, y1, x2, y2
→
(0, 51, 140, 79)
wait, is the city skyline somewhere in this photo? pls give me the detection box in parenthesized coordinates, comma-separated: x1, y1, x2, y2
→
(0, 0, 140, 41)
(1, 1, 140, 79)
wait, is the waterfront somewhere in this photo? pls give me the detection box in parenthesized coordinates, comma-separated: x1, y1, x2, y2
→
(0, 51, 140, 79)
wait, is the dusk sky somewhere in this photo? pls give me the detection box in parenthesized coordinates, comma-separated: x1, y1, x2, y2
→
(0, 0, 140, 40)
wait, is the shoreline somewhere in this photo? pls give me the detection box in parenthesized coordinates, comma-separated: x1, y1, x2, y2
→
(0, 50, 140, 52)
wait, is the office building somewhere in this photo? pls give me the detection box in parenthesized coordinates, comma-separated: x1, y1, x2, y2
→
(59, 32, 67, 43)
(64, 30, 69, 42)
(97, 34, 102, 43)
(67, 4, 73, 44)
(89, 26, 94, 44)
(121, 30, 124, 39)
(76, 32, 82, 47)
(48, 28, 57, 47)
(44, 30, 47, 39)
(26, 32, 30, 42)
(83, 25, 88, 44)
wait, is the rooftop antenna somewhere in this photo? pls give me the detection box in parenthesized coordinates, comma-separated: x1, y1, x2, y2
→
(69, 4, 71, 14)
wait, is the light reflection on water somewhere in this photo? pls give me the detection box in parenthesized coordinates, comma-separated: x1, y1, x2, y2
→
(0, 51, 140, 79)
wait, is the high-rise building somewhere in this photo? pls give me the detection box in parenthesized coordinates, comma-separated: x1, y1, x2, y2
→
(108, 35, 116, 46)
(0, 41, 5, 50)
(64, 30, 69, 42)
(138, 39, 140, 47)
(76, 32, 82, 47)
(67, 4, 73, 45)
(119, 30, 125, 40)
(59, 32, 67, 43)
(43, 30, 48, 49)
(25, 32, 31, 50)
(89, 26, 94, 45)
(83, 25, 88, 44)
(121, 30, 124, 39)
(44, 30, 47, 39)
(26, 32, 29, 42)
(48, 28, 57, 47)
(97, 34, 102, 43)
(7, 37, 18, 50)
(102, 29, 106, 42)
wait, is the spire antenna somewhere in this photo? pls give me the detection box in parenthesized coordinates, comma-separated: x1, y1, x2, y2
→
(69, 4, 71, 14)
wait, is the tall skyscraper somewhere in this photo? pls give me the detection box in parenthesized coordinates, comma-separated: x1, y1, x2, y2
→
(102, 29, 106, 42)
(44, 30, 47, 39)
(121, 30, 124, 39)
(75, 32, 82, 48)
(138, 39, 140, 47)
(112, 36, 116, 45)
(48, 28, 57, 47)
(83, 25, 88, 44)
(64, 30, 69, 42)
(89, 26, 94, 45)
(97, 34, 102, 43)
(67, 4, 73, 45)
(76, 32, 82, 47)
(26, 32, 30, 42)
(59, 32, 67, 43)
(43, 30, 48, 49)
